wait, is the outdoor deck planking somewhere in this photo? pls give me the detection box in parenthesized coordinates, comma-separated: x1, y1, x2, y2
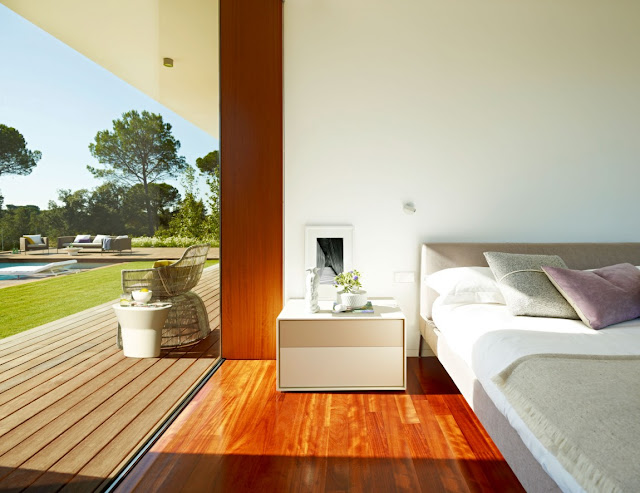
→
(0, 265, 220, 492)
(0, 310, 116, 363)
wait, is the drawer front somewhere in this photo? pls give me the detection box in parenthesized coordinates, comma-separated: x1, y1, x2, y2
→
(279, 347, 404, 388)
(279, 320, 403, 347)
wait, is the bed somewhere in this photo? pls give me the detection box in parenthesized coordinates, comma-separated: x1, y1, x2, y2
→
(419, 243, 640, 493)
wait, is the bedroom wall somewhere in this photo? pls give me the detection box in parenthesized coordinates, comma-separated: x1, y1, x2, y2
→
(283, 0, 640, 355)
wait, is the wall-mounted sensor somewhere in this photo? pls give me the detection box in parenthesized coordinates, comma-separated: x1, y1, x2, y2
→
(402, 202, 416, 215)
(163, 57, 174, 68)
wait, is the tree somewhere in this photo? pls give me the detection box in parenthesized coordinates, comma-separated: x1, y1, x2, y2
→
(47, 189, 91, 234)
(124, 183, 181, 235)
(86, 183, 128, 234)
(88, 110, 186, 235)
(195, 150, 220, 240)
(164, 166, 207, 238)
(0, 204, 42, 250)
(0, 124, 42, 177)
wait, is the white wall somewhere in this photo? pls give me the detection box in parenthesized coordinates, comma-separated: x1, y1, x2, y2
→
(284, 0, 640, 355)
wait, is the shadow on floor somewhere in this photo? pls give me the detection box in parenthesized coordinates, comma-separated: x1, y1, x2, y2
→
(114, 453, 524, 492)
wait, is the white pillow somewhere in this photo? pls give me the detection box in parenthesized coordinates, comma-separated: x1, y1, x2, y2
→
(73, 234, 91, 243)
(94, 234, 109, 244)
(426, 266, 505, 305)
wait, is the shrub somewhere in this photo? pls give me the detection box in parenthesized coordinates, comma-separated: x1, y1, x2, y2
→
(131, 236, 219, 248)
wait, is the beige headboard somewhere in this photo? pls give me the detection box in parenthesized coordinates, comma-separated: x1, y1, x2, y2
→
(420, 242, 640, 320)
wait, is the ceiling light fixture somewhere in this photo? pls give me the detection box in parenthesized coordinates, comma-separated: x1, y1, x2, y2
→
(163, 57, 174, 68)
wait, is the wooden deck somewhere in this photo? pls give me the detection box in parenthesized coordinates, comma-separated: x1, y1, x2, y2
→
(0, 266, 220, 492)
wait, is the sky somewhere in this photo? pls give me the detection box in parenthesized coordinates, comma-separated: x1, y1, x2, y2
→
(0, 5, 219, 210)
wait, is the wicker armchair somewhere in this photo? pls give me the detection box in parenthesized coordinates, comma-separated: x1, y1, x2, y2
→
(119, 244, 211, 348)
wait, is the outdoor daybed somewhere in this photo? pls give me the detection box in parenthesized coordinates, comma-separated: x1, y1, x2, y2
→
(0, 260, 77, 278)
(57, 235, 132, 254)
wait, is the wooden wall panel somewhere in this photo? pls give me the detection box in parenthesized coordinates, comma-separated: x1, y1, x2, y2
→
(220, 0, 283, 359)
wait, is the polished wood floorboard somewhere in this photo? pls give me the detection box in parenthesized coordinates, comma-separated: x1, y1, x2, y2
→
(117, 357, 524, 492)
(0, 266, 221, 492)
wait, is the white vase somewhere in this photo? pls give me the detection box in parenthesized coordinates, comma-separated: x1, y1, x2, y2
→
(305, 267, 320, 313)
(338, 290, 368, 309)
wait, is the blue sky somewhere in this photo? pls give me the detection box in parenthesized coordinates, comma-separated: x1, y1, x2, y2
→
(0, 5, 219, 210)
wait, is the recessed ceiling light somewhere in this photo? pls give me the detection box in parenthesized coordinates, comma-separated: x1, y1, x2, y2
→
(163, 58, 174, 68)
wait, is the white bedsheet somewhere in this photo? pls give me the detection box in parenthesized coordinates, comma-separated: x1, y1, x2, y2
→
(432, 299, 640, 493)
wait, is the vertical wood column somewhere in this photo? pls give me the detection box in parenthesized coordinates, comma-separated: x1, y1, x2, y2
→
(220, 0, 283, 359)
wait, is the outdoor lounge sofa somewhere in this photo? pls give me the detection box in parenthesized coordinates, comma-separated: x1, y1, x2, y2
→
(57, 235, 132, 254)
(20, 235, 49, 254)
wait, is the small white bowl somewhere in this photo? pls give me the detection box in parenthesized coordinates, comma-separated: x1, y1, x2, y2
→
(132, 290, 153, 303)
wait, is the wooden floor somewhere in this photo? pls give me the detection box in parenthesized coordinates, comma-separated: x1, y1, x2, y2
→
(117, 357, 524, 493)
(0, 266, 221, 492)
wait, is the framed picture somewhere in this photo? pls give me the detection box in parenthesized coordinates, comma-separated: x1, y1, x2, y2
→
(305, 225, 354, 300)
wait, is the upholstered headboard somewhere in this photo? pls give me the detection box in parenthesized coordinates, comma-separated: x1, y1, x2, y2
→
(420, 242, 640, 320)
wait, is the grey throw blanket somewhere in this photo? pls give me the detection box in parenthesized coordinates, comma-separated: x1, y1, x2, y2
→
(493, 354, 640, 493)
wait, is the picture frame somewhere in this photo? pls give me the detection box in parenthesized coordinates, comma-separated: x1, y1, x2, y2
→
(305, 225, 354, 300)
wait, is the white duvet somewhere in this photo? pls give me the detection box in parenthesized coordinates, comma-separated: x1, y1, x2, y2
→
(431, 299, 640, 493)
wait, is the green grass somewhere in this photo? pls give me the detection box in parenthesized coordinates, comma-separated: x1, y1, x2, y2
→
(0, 260, 219, 340)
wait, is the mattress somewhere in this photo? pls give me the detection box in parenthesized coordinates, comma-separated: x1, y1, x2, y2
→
(432, 299, 640, 493)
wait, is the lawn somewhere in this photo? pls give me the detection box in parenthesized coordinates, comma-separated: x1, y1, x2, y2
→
(0, 260, 219, 339)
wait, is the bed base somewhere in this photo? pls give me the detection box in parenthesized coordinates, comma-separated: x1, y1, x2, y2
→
(417, 242, 640, 492)
(420, 316, 561, 492)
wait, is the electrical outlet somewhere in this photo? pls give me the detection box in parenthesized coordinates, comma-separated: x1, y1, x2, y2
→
(394, 271, 415, 283)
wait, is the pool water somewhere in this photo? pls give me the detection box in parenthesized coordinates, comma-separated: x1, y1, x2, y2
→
(0, 262, 107, 280)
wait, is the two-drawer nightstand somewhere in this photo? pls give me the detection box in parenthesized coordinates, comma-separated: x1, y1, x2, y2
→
(276, 298, 406, 391)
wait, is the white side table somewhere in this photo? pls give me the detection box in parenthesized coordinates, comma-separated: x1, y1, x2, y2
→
(65, 247, 82, 256)
(276, 298, 406, 391)
(113, 304, 172, 358)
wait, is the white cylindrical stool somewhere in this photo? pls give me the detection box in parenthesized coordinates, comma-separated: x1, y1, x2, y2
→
(113, 304, 172, 358)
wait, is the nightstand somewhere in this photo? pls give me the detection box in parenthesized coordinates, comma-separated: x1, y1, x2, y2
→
(276, 298, 406, 391)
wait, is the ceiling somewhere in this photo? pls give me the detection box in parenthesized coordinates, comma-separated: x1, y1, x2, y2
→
(1, 0, 219, 138)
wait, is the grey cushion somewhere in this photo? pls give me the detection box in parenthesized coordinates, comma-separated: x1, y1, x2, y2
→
(484, 251, 579, 319)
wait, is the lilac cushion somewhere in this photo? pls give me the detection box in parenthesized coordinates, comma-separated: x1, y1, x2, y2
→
(542, 263, 640, 330)
(78, 238, 92, 244)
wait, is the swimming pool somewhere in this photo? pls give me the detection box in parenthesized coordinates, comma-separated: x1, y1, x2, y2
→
(0, 262, 107, 280)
